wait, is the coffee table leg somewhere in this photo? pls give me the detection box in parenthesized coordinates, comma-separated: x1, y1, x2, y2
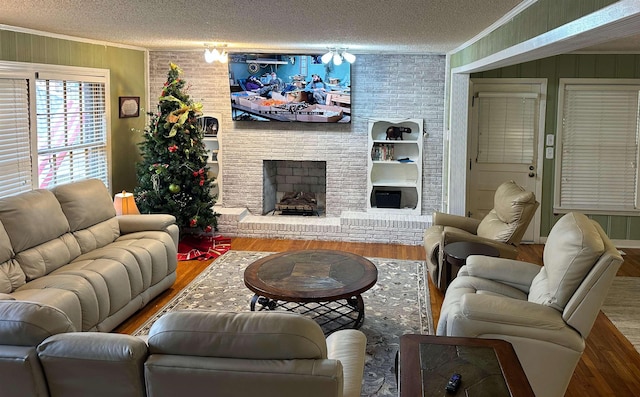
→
(250, 294, 259, 311)
(347, 295, 365, 329)
(250, 294, 277, 311)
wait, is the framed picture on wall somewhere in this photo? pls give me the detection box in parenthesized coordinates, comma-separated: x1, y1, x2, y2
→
(119, 96, 140, 118)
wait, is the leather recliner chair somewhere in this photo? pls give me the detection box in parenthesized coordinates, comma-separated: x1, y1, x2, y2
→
(424, 180, 539, 290)
(436, 212, 624, 397)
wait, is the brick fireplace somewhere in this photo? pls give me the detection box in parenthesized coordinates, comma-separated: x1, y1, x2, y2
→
(263, 160, 326, 215)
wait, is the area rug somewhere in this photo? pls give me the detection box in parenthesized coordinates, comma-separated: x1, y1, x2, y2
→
(602, 276, 640, 353)
(133, 250, 433, 397)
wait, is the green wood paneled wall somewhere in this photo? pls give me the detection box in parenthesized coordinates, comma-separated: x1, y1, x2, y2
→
(0, 29, 147, 193)
(472, 54, 640, 240)
(450, 0, 617, 69)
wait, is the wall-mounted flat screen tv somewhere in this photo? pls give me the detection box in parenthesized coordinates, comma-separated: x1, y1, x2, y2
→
(228, 53, 351, 123)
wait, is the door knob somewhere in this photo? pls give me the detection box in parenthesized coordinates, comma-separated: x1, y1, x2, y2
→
(528, 172, 535, 177)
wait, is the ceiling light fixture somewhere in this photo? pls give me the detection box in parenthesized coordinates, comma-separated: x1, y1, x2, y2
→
(321, 48, 356, 65)
(204, 44, 228, 64)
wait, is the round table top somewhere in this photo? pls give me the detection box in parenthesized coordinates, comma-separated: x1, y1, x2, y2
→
(443, 241, 500, 262)
(244, 249, 378, 302)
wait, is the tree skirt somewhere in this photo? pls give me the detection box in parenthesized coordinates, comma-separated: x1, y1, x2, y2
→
(177, 234, 231, 261)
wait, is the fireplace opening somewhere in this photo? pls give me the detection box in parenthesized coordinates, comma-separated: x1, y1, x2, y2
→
(263, 160, 326, 216)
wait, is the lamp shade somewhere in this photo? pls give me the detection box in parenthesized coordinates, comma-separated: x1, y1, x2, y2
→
(114, 191, 140, 215)
(321, 51, 333, 64)
(342, 51, 356, 64)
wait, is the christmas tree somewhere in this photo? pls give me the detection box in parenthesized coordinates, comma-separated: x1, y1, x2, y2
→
(134, 63, 218, 234)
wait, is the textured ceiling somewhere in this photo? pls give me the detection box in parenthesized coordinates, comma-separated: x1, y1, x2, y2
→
(0, 0, 526, 53)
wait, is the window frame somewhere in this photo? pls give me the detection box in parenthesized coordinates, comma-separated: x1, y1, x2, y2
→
(0, 61, 111, 196)
(554, 78, 640, 216)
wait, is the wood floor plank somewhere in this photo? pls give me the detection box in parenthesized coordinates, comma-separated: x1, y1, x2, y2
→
(113, 239, 640, 396)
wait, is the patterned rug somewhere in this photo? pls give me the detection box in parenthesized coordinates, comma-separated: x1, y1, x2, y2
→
(602, 276, 640, 353)
(133, 250, 433, 397)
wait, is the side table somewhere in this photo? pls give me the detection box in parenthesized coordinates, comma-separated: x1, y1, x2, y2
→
(441, 241, 500, 291)
(398, 334, 534, 397)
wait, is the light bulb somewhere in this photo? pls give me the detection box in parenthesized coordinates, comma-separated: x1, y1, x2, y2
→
(211, 48, 221, 61)
(321, 51, 333, 64)
(204, 48, 216, 63)
(218, 51, 228, 63)
(342, 51, 356, 64)
(333, 52, 343, 66)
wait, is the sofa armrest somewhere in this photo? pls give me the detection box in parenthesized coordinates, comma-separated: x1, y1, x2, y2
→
(0, 293, 15, 300)
(461, 256, 541, 292)
(433, 212, 481, 234)
(326, 329, 366, 397)
(0, 301, 75, 346)
(459, 293, 564, 329)
(117, 214, 176, 234)
(449, 294, 584, 352)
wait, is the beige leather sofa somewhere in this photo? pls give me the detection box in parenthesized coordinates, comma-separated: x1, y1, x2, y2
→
(0, 304, 366, 397)
(436, 212, 623, 397)
(424, 180, 539, 290)
(0, 179, 178, 332)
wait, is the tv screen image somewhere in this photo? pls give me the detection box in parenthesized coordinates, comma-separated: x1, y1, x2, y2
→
(228, 53, 351, 123)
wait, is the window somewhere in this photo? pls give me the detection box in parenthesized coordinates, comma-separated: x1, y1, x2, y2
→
(0, 77, 32, 197)
(477, 92, 537, 164)
(555, 79, 640, 214)
(0, 62, 110, 199)
(36, 78, 108, 188)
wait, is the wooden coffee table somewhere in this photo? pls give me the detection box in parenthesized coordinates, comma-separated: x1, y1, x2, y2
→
(243, 250, 378, 332)
(398, 334, 534, 396)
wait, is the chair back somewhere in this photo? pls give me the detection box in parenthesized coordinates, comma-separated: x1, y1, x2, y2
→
(528, 212, 623, 337)
(144, 311, 344, 397)
(476, 180, 539, 245)
(562, 220, 623, 337)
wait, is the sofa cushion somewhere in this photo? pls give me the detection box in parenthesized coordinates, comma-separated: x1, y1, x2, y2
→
(528, 212, 605, 310)
(0, 189, 70, 253)
(73, 218, 121, 254)
(477, 181, 536, 243)
(16, 274, 100, 331)
(0, 222, 25, 293)
(0, 300, 75, 346)
(15, 233, 81, 281)
(51, 179, 117, 232)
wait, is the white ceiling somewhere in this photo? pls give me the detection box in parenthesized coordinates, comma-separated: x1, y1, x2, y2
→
(0, 0, 527, 54)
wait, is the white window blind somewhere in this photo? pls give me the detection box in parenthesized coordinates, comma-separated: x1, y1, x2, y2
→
(0, 78, 33, 198)
(35, 78, 108, 189)
(477, 93, 536, 164)
(556, 83, 640, 212)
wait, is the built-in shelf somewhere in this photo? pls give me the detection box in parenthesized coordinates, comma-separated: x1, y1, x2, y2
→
(367, 119, 422, 214)
(199, 114, 222, 203)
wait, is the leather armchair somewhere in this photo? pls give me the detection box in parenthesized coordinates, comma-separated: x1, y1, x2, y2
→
(436, 212, 624, 397)
(424, 180, 539, 289)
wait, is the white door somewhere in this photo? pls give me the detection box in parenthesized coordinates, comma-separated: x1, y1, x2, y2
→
(468, 79, 546, 243)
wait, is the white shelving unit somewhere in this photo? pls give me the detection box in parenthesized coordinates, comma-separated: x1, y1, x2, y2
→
(199, 114, 222, 204)
(367, 118, 423, 214)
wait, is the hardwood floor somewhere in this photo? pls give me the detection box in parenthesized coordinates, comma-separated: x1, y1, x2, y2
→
(114, 238, 640, 396)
